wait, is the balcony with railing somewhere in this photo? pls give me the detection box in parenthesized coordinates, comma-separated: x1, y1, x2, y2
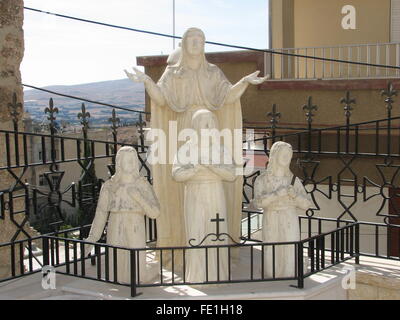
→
(266, 42, 400, 81)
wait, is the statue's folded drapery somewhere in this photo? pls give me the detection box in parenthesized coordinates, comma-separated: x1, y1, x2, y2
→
(253, 142, 312, 278)
(87, 147, 160, 284)
(172, 121, 237, 282)
(151, 50, 243, 250)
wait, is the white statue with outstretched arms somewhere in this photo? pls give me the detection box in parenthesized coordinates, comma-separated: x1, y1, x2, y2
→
(125, 27, 269, 251)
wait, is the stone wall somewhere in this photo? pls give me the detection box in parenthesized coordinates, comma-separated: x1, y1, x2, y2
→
(0, 0, 25, 279)
(0, 0, 24, 118)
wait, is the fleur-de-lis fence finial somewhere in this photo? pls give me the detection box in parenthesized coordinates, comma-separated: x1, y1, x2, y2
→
(267, 103, 281, 128)
(137, 113, 146, 152)
(381, 82, 397, 113)
(340, 91, 356, 120)
(44, 98, 59, 133)
(303, 96, 318, 124)
(108, 108, 120, 138)
(77, 103, 91, 132)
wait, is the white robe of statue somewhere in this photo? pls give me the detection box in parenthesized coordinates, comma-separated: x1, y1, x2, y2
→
(172, 109, 237, 283)
(125, 27, 268, 249)
(252, 142, 312, 278)
(86, 146, 160, 284)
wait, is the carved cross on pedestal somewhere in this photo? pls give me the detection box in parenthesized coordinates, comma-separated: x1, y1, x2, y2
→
(211, 213, 225, 238)
(189, 212, 244, 246)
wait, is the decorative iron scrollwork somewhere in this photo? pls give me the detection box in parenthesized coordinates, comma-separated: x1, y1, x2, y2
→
(297, 157, 333, 217)
(363, 161, 400, 219)
(189, 213, 247, 247)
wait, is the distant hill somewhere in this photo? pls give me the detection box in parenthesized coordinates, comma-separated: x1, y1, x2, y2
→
(24, 78, 145, 125)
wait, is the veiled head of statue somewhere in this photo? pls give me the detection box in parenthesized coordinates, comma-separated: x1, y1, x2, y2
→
(172, 27, 207, 70)
(267, 141, 293, 176)
(191, 109, 219, 135)
(113, 146, 140, 179)
(182, 27, 205, 56)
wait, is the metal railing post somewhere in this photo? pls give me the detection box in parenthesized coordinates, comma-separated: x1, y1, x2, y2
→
(42, 237, 49, 266)
(91, 245, 100, 266)
(355, 223, 360, 264)
(130, 249, 137, 297)
(297, 242, 304, 288)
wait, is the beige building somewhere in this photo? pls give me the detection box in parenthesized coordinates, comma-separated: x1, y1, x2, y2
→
(270, 0, 400, 80)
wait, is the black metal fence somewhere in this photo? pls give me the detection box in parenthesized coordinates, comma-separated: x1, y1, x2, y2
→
(242, 83, 400, 260)
(0, 221, 358, 297)
(1, 95, 154, 242)
(0, 83, 398, 296)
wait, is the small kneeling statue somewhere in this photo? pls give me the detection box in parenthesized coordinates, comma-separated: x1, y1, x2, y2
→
(86, 146, 160, 284)
(252, 141, 312, 278)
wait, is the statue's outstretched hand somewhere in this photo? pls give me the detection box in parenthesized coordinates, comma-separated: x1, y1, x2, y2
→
(124, 67, 151, 84)
(243, 70, 270, 85)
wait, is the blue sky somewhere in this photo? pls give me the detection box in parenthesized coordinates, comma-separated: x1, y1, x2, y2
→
(21, 0, 269, 87)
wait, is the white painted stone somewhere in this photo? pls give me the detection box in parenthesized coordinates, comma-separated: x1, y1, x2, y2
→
(86, 146, 160, 284)
(252, 142, 313, 278)
(172, 109, 237, 282)
(125, 27, 269, 249)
